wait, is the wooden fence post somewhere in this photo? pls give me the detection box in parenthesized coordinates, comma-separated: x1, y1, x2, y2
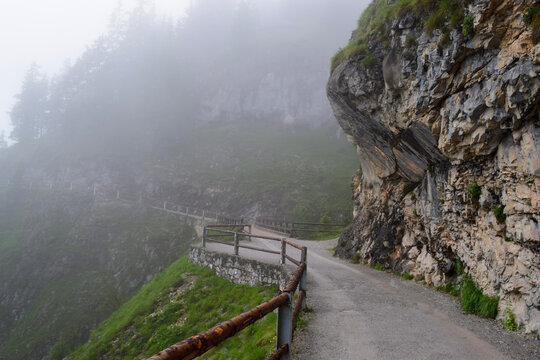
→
(234, 233, 239, 256)
(202, 227, 207, 248)
(276, 292, 292, 360)
(280, 239, 286, 265)
(300, 248, 308, 309)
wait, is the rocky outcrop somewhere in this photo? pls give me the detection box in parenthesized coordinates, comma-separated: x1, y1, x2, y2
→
(328, 0, 539, 332)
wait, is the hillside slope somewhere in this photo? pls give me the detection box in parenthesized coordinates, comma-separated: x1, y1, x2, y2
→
(67, 256, 277, 360)
(0, 190, 197, 360)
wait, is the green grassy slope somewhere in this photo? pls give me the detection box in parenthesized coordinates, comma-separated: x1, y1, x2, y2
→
(68, 256, 277, 360)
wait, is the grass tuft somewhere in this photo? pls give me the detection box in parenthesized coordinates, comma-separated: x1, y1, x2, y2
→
(402, 182, 417, 196)
(493, 206, 506, 223)
(503, 309, 518, 331)
(460, 276, 499, 318)
(401, 272, 414, 280)
(462, 14, 474, 35)
(467, 183, 481, 199)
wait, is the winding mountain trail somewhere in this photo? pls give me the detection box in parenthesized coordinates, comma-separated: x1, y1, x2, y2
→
(207, 227, 539, 360)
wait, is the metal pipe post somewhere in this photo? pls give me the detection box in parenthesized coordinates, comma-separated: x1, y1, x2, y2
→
(276, 292, 292, 360)
(202, 227, 207, 248)
(234, 233, 239, 256)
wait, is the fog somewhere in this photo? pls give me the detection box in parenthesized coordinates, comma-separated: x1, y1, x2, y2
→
(1, 0, 370, 145)
(0, 0, 191, 140)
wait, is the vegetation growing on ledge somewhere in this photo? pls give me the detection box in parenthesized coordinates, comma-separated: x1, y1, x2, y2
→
(402, 182, 417, 196)
(330, 0, 474, 73)
(467, 182, 482, 199)
(330, 40, 373, 73)
(523, 6, 540, 32)
(493, 205, 507, 223)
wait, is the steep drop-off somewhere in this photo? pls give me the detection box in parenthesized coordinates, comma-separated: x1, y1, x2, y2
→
(0, 190, 197, 360)
(328, 0, 539, 331)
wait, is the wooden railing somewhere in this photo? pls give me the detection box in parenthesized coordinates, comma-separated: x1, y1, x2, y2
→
(256, 217, 345, 238)
(148, 224, 307, 360)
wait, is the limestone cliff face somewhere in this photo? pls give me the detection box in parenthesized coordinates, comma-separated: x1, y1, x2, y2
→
(328, 0, 539, 331)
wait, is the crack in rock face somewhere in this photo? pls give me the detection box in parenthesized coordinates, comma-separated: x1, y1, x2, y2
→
(328, 0, 540, 332)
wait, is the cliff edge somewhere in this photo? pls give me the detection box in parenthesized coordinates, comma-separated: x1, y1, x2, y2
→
(327, 0, 539, 332)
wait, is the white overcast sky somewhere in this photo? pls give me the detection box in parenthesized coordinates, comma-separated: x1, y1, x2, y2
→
(0, 0, 190, 139)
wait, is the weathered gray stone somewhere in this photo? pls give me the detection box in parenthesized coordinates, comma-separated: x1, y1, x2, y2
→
(328, 0, 540, 332)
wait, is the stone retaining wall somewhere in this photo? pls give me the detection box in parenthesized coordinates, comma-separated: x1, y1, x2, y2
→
(189, 246, 289, 288)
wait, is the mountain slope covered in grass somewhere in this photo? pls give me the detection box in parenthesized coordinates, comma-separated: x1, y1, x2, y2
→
(67, 256, 277, 360)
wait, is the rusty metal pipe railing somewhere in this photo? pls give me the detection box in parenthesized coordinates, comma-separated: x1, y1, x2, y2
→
(148, 293, 289, 360)
(266, 344, 289, 360)
(188, 226, 309, 360)
(283, 262, 306, 293)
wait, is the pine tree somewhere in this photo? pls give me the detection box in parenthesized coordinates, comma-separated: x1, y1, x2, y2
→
(9, 63, 48, 143)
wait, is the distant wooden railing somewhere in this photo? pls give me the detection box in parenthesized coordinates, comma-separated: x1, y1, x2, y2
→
(256, 217, 345, 238)
(148, 224, 308, 360)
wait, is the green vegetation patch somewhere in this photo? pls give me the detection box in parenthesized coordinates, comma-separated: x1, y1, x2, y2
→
(503, 309, 518, 331)
(493, 205, 506, 223)
(69, 256, 277, 360)
(467, 182, 482, 199)
(371, 262, 385, 271)
(523, 6, 540, 28)
(401, 272, 414, 280)
(460, 276, 499, 319)
(402, 182, 417, 196)
(331, 0, 474, 73)
(436, 259, 498, 319)
(436, 282, 461, 297)
(462, 14, 474, 35)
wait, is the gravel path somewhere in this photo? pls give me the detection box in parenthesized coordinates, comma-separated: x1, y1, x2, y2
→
(207, 227, 540, 359)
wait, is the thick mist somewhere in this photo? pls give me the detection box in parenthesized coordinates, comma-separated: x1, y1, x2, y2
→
(5, 0, 369, 147)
